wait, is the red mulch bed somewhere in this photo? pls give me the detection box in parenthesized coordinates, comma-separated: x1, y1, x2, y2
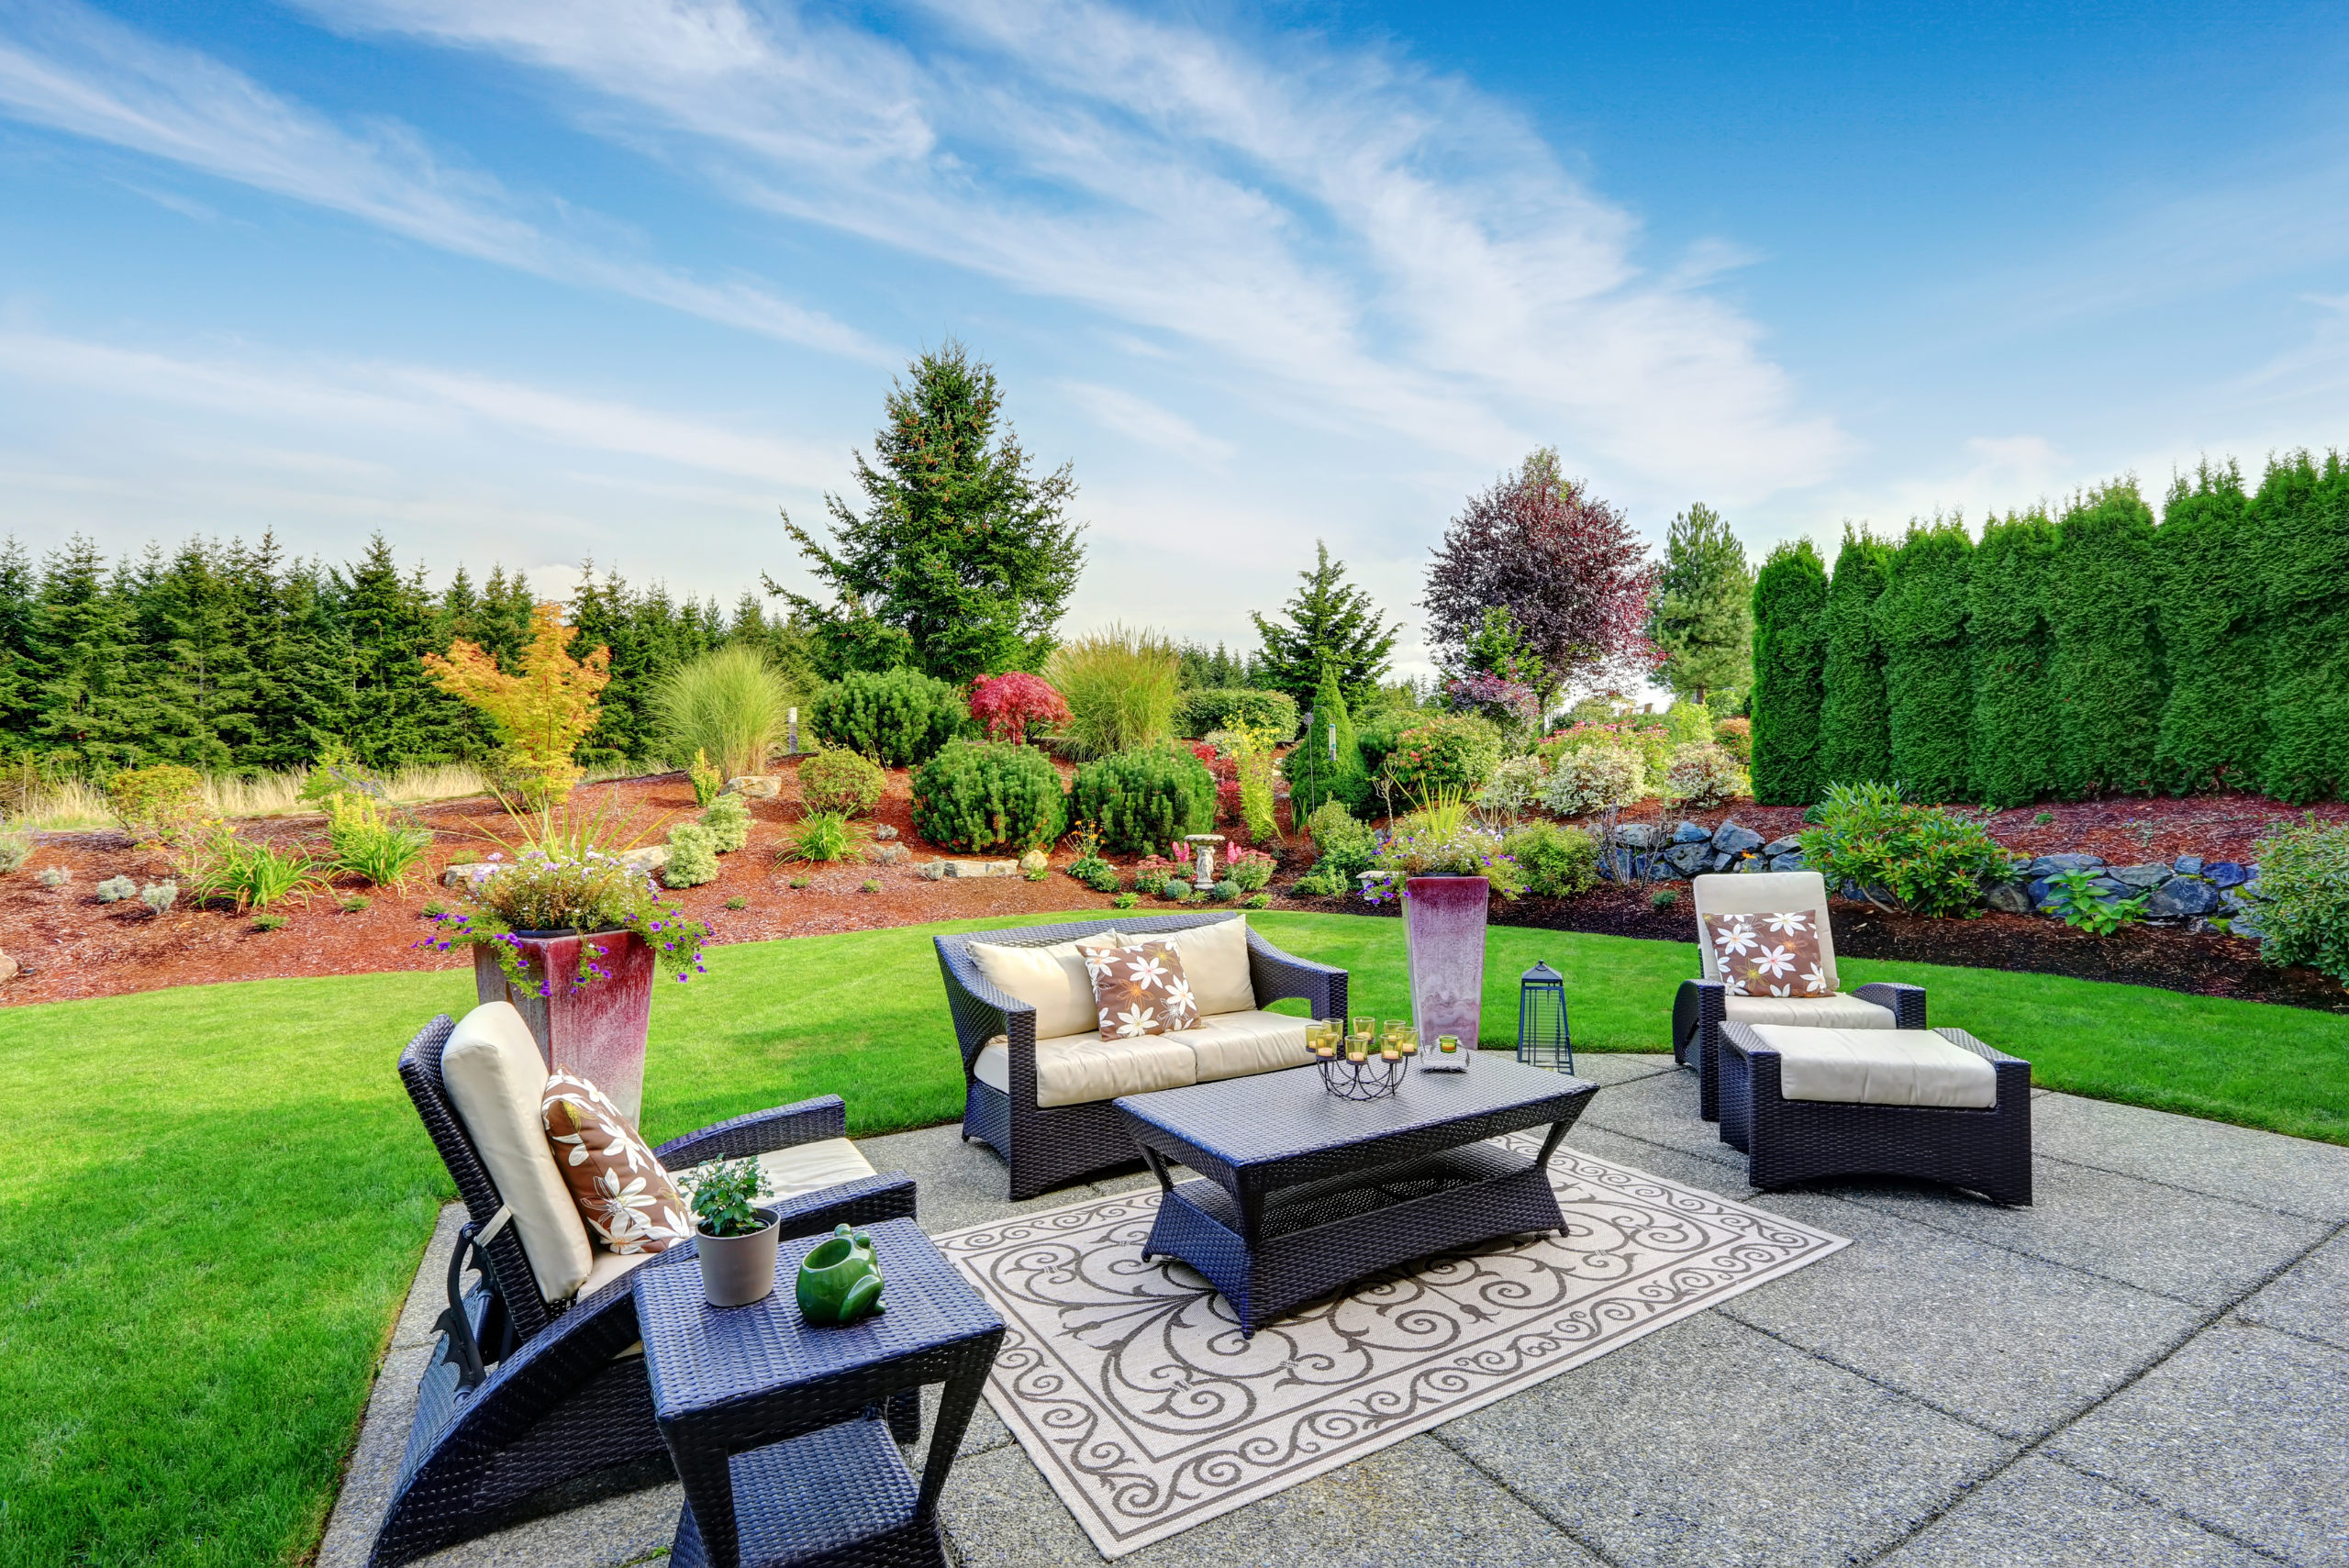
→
(4, 764, 2342, 1011)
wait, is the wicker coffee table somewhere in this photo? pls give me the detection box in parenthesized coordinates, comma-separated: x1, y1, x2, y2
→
(1114, 1058, 1598, 1336)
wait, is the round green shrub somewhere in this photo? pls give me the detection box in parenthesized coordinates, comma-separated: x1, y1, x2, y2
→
(701, 793, 751, 852)
(1210, 879, 1239, 901)
(1177, 687, 1300, 740)
(796, 747, 886, 816)
(910, 740, 1066, 853)
(1069, 746, 1215, 854)
(809, 669, 966, 767)
(1381, 714, 1503, 802)
(1303, 800, 1376, 878)
(1502, 821, 1598, 898)
(1661, 743, 1750, 809)
(663, 822, 719, 887)
(1353, 708, 1416, 778)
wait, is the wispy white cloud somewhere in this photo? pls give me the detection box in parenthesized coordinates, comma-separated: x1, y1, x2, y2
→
(1061, 381, 1233, 468)
(0, 0, 888, 361)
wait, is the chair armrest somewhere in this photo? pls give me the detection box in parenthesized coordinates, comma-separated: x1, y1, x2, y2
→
(1932, 1026, 2032, 1101)
(1673, 979, 1725, 1062)
(934, 936, 1040, 1070)
(1246, 929, 1348, 1020)
(763, 1172, 918, 1240)
(1719, 1018, 1775, 1065)
(656, 1095, 846, 1168)
(1853, 981, 1928, 1029)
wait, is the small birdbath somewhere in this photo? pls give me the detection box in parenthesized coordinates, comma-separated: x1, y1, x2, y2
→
(1185, 834, 1227, 887)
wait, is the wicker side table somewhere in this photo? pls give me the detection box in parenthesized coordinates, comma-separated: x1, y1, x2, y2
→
(634, 1218, 1005, 1568)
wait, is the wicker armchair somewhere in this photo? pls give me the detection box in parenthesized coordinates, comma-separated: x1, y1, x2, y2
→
(935, 913, 1347, 1200)
(1673, 871, 1928, 1122)
(372, 1014, 918, 1568)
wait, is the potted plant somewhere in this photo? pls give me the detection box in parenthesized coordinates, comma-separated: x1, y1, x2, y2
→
(1363, 792, 1524, 1055)
(685, 1157, 779, 1307)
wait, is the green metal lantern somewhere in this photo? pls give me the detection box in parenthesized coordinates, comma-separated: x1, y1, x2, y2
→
(1516, 960, 1573, 1073)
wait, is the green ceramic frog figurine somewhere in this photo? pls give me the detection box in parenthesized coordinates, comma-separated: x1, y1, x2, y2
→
(795, 1223, 887, 1326)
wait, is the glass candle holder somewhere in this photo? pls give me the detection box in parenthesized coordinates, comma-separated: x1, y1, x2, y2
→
(1437, 1034, 1461, 1054)
(1351, 1015, 1375, 1040)
(1394, 1029, 1419, 1056)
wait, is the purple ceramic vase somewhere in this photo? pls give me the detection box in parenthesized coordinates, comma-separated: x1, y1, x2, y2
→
(473, 929, 656, 1120)
(1402, 875, 1490, 1051)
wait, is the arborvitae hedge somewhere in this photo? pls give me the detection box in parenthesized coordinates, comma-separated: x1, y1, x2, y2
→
(1748, 539, 1829, 805)
(1967, 509, 2062, 808)
(2256, 450, 2349, 804)
(1817, 529, 1892, 789)
(1873, 516, 1973, 803)
(2052, 483, 2164, 796)
(2154, 462, 2266, 794)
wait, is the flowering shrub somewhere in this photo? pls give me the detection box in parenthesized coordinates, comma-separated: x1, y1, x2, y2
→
(1382, 714, 1504, 801)
(1442, 671, 1541, 733)
(1475, 754, 1548, 823)
(423, 849, 710, 994)
(1132, 853, 1179, 895)
(1712, 716, 1752, 763)
(1542, 719, 1673, 784)
(1542, 744, 1645, 817)
(968, 673, 1071, 746)
(1660, 743, 1750, 809)
(1222, 845, 1275, 892)
(1503, 821, 1599, 897)
(1798, 783, 2022, 917)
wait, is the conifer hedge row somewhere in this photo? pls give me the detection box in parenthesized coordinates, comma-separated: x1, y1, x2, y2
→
(1749, 453, 2349, 806)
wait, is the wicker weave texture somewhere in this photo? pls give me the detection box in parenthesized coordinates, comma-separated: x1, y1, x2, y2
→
(1677, 978, 1928, 1122)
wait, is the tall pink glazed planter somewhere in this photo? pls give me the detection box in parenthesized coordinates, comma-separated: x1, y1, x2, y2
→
(1402, 875, 1490, 1049)
(474, 930, 656, 1122)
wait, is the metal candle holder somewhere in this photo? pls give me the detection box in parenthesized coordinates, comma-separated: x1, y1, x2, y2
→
(1317, 1050, 1408, 1100)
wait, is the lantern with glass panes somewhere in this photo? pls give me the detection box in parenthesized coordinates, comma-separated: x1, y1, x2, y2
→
(1516, 960, 1573, 1073)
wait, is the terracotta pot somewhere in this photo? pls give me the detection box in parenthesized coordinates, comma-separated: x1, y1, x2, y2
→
(473, 929, 656, 1121)
(1403, 875, 1490, 1052)
(696, 1207, 782, 1308)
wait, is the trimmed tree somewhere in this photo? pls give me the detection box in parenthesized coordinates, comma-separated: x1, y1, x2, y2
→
(1967, 509, 2062, 808)
(2254, 450, 2349, 804)
(1818, 528, 1893, 788)
(1748, 539, 1829, 805)
(2052, 481, 2164, 796)
(1873, 514, 1974, 803)
(1286, 661, 1369, 817)
(1648, 503, 1753, 705)
(2154, 461, 2266, 795)
(1251, 540, 1401, 706)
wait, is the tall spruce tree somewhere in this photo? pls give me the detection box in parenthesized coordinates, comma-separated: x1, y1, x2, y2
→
(2051, 482, 2164, 796)
(0, 538, 39, 741)
(1648, 503, 1753, 704)
(30, 536, 146, 770)
(776, 340, 1085, 683)
(1252, 539, 1402, 706)
(2254, 450, 2349, 803)
(2154, 462, 2266, 794)
(1288, 661, 1370, 816)
(1967, 509, 2061, 808)
(1873, 514, 1974, 803)
(1748, 539, 1830, 805)
(1818, 528, 1894, 788)
(339, 535, 468, 766)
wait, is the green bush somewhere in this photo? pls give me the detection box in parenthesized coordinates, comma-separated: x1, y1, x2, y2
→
(809, 668, 965, 766)
(1303, 799, 1377, 879)
(796, 748, 885, 817)
(1713, 716, 1752, 764)
(1875, 516, 1974, 804)
(1177, 687, 1298, 740)
(1819, 528, 1893, 788)
(106, 764, 207, 840)
(2155, 462, 2266, 794)
(0, 829, 28, 873)
(1285, 663, 1369, 817)
(662, 822, 720, 886)
(2053, 482, 2164, 795)
(1293, 866, 1349, 897)
(1542, 744, 1645, 817)
(1065, 855, 1121, 893)
(1660, 743, 1749, 808)
(1067, 745, 1215, 854)
(1043, 627, 1182, 758)
(654, 644, 795, 780)
(702, 793, 751, 852)
(2251, 816, 2349, 990)
(910, 740, 1067, 853)
(2041, 866, 2148, 935)
(1381, 714, 1503, 802)
(1796, 782, 2021, 917)
(1209, 878, 1239, 901)
(1504, 821, 1598, 898)
(1223, 847, 1275, 893)
(2253, 451, 2349, 804)
(1967, 510, 2062, 808)
(194, 833, 324, 912)
(1353, 707, 1416, 779)
(1663, 701, 1714, 750)
(1749, 538, 1830, 805)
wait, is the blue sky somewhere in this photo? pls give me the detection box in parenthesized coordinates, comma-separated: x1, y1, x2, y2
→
(4, 1, 2347, 683)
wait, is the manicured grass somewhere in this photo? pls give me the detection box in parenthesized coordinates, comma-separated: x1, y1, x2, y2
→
(6, 909, 2345, 1565)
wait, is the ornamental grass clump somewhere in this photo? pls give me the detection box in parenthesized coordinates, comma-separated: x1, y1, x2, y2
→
(779, 811, 858, 863)
(654, 644, 793, 782)
(425, 848, 710, 993)
(193, 834, 324, 913)
(1043, 626, 1182, 759)
(796, 748, 885, 817)
(2249, 815, 2349, 991)
(328, 795, 433, 889)
(1796, 782, 2022, 918)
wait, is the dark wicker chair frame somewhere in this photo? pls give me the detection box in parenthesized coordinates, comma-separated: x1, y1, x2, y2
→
(1717, 1019, 2032, 1205)
(373, 1014, 918, 1568)
(1675, 978, 1927, 1123)
(935, 913, 1348, 1200)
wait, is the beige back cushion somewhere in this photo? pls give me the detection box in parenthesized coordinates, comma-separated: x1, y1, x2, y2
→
(1693, 872, 1837, 991)
(970, 935, 1123, 1040)
(1165, 917, 1256, 1018)
(440, 1002, 596, 1304)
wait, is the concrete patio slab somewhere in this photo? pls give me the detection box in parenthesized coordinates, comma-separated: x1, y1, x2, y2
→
(1879, 1454, 2274, 1568)
(1566, 1067, 1743, 1169)
(2231, 1229, 2349, 1352)
(2047, 1322, 2349, 1567)
(1560, 1051, 1677, 1087)
(2031, 1091, 2349, 1221)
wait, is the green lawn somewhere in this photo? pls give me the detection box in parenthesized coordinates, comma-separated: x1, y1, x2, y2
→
(5, 909, 2345, 1566)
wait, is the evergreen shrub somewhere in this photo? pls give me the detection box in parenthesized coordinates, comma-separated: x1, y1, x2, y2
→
(1542, 745, 1645, 817)
(1067, 745, 1214, 854)
(1967, 511, 2062, 808)
(911, 740, 1068, 853)
(2154, 462, 2266, 794)
(1874, 517, 1973, 803)
(2250, 815, 2349, 989)
(1382, 714, 1503, 802)
(1749, 539, 1830, 804)
(663, 822, 719, 886)
(701, 793, 751, 852)
(1503, 821, 1598, 898)
(1353, 708, 1416, 779)
(1284, 664, 1368, 816)
(810, 669, 965, 766)
(1796, 783, 2021, 917)
(1661, 743, 1749, 808)
(2254, 452, 2349, 804)
(107, 764, 207, 841)
(1177, 688, 1298, 740)
(1303, 800, 1377, 879)
(2052, 483, 2164, 796)
(1819, 530, 1892, 788)
(796, 748, 885, 817)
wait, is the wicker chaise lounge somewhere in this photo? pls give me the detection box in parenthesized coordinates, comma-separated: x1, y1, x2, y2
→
(372, 1006, 917, 1568)
(935, 913, 1347, 1199)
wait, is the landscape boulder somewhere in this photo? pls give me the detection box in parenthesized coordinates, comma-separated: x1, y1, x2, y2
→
(1711, 824, 1765, 857)
(2108, 862, 2170, 889)
(2026, 852, 2104, 877)
(867, 842, 910, 866)
(1664, 840, 1710, 875)
(725, 774, 782, 800)
(874, 824, 899, 840)
(0, 950, 17, 984)
(1614, 824, 1662, 850)
(1985, 882, 2034, 915)
(441, 862, 503, 890)
(2147, 878, 2221, 917)
(1760, 835, 1802, 859)
(2205, 861, 2249, 889)
(2172, 855, 2204, 876)
(1672, 820, 1709, 844)
(1019, 849, 1049, 873)
(1768, 851, 1806, 873)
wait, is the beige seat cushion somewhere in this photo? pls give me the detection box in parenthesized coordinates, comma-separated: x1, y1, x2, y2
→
(1171, 1009, 1314, 1083)
(969, 934, 1126, 1040)
(440, 1002, 596, 1304)
(752, 1137, 877, 1199)
(578, 1246, 657, 1299)
(974, 1029, 1198, 1107)
(1751, 1025, 1996, 1108)
(1723, 994, 1895, 1031)
(1163, 917, 1255, 1018)
(1694, 872, 1840, 992)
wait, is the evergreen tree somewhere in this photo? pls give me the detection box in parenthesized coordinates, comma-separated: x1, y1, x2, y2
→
(2052, 482, 2165, 796)
(1748, 539, 1830, 805)
(30, 536, 147, 771)
(1967, 509, 2062, 808)
(1252, 539, 1402, 705)
(2154, 462, 2266, 794)
(338, 535, 467, 766)
(2254, 450, 2349, 804)
(1648, 503, 1753, 704)
(244, 544, 351, 769)
(0, 538, 41, 743)
(1873, 514, 1974, 803)
(775, 339, 1085, 683)
(1288, 661, 1369, 816)
(1818, 528, 1894, 788)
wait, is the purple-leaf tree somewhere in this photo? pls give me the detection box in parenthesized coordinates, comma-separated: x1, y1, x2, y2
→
(1421, 448, 1662, 706)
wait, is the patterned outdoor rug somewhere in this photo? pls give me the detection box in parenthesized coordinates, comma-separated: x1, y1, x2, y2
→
(934, 1140, 1849, 1557)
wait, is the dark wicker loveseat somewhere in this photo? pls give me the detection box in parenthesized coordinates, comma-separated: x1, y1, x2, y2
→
(372, 1013, 918, 1567)
(935, 913, 1347, 1200)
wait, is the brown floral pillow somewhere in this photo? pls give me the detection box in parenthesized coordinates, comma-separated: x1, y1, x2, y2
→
(1091, 939, 1201, 1040)
(542, 1070, 693, 1255)
(1702, 910, 1836, 998)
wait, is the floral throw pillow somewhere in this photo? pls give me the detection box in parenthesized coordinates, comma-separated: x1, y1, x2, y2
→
(541, 1070, 693, 1255)
(1702, 910, 1836, 998)
(1090, 939, 1201, 1040)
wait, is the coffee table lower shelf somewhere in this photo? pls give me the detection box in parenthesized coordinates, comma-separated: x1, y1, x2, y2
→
(1139, 1143, 1565, 1336)
(670, 1417, 942, 1568)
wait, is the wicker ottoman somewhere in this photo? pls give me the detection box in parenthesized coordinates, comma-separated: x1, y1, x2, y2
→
(1718, 1021, 2032, 1205)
